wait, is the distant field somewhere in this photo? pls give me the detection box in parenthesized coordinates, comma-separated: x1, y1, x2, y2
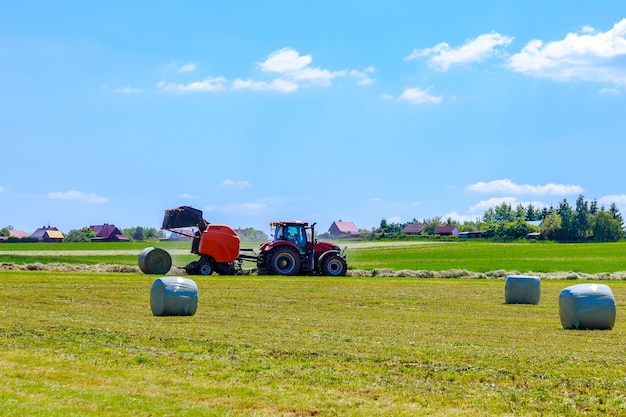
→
(2, 240, 626, 275)
(1, 272, 625, 416)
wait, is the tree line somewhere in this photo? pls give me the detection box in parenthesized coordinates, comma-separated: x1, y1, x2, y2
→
(377, 195, 624, 242)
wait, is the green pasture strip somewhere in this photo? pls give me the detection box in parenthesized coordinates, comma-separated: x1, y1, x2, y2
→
(1, 271, 625, 416)
(347, 240, 626, 274)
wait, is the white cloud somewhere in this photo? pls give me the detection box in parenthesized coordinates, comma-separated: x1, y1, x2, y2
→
(598, 194, 626, 213)
(469, 197, 518, 213)
(178, 63, 197, 73)
(47, 190, 108, 203)
(156, 77, 227, 92)
(252, 47, 373, 89)
(508, 18, 626, 85)
(399, 87, 443, 104)
(178, 193, 199, 199)
(386, 216, 402, 224)
(466, 179, 583, 196)
(406, 32, 514, 70)
(232, 78, 299, 93)
(114, 87, 143, 94)
(442, 210, 480, 223)
(221, 179, 251, 187)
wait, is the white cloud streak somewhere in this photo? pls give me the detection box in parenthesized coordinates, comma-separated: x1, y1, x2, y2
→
(466, 179, 583, 196)
(399, 87, 443, 104)
(47, 190, 108, 203)
(508, 18, 626, 85)
(156, 77, 228, 92)
(157, 48, 374, 95)
(221, 179, 251, 187)
(114, 87, 143, 94)
(406, 32, 514, 70)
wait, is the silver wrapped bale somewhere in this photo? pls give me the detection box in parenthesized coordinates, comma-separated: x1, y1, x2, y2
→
(559, 283, 616, 330)
(150, 277, 198, 316)
(505, 275, 541, 304)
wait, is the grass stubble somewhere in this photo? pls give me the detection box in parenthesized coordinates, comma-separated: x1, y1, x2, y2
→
(1, 270, 626, 416)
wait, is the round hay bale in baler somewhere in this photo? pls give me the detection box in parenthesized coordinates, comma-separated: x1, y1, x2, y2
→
(138, 247, 172, 275)
(505, 275, 541, 304)
(559, 283, 616, 330)
(150, 276, 198, 316)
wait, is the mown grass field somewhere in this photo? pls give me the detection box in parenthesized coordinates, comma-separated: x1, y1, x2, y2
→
(3, 239, 626, 274)
(1, 240, 626, 416)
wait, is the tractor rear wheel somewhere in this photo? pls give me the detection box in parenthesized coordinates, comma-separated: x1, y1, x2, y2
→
(268, 247, 301, 275)
(185, 261, 198, 275)
(321, 254, 347, 276)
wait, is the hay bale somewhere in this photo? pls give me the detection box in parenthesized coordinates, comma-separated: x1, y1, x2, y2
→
(138, 247, 172, 274)
(559, 283, 616, 330)
(150, 277, 198, 316)
(505, 275, 541, 304)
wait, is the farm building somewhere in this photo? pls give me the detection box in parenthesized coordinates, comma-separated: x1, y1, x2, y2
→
(458, 230, 485, 239)
(402, 223, 425, 235)
(9, 230, 30, 238)
(328, 220, 361, 237)
(90, 224, 130, 242)
(31, 226, 64, 242)
(434, 225, 460, 237)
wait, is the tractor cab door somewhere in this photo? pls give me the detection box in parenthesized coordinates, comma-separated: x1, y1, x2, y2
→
(284, 225, 308, 254)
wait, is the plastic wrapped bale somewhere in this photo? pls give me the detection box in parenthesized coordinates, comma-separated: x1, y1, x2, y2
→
(138, 247, 172, 275)
(150, 277, 198, 316)
(559, 284, 616, 330)
(505, 275, 541, 304)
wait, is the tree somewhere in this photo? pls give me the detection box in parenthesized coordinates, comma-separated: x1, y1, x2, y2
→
(237, 227, 268, 241)
(592, 211, 623, 242)
(0, 225, 13, 237)
(540, 211, 562, 240)
(572, 194, 590, 241)
(65, 227, 95, 242)
(556, 199, 575, 241)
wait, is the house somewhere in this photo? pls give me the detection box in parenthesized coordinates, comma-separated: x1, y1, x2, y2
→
(31, 226, 64, 242)
(458, 230, 484, 239)
(328, 220, 360, 237)
(90, 224, 130, 242)
(9, 230, 30, 239)
(434, 225, 460, 237)
(402, 223, 425, 235)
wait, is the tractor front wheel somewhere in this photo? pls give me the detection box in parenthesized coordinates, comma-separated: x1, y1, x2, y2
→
(321, 254, 347, 276)
(268, 247, 301, 275)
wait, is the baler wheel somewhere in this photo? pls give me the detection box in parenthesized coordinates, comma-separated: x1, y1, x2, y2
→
(196, 259, 215, 276)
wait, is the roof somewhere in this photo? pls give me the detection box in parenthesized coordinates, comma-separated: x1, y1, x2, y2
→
(403, 223, 425, 234)
(46, 230, 64, 239)
(9, 230, 30, 238)
(434, 226, 458, 234)
(31, 226, 62, 239)
(331, 221, 359, 234)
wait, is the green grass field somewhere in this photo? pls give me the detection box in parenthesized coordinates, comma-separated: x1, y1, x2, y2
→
(1, 241, 626, 415)
(3, 239, 626, 274)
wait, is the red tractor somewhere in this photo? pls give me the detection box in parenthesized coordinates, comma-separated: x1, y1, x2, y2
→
(257, 220, 347, 276)
(157, 206, 347, 276)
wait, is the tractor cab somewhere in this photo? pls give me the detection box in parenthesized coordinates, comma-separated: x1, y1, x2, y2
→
(271, 221, 310, 254)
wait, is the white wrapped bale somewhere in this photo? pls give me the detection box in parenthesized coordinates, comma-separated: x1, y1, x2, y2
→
(505, 275, 541, 304)
(150, 277, 198, 316)
(559, 284, 616, 330)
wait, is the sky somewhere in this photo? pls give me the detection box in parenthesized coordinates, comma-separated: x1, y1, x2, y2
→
(2, 1, 626, 236)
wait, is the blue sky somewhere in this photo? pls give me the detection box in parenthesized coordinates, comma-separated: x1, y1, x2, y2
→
(2, 1, 626, 235)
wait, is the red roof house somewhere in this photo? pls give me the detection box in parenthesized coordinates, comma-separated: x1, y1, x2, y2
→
(90, 224, 130, 242)
(434, 225, 459, 237)
(402, 223, 425, 235)
(328, 220, 360, 237)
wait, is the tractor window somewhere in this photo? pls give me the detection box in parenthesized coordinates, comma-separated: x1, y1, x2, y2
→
(274, 225, 285, 241)
(286, 225, 307, 252)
